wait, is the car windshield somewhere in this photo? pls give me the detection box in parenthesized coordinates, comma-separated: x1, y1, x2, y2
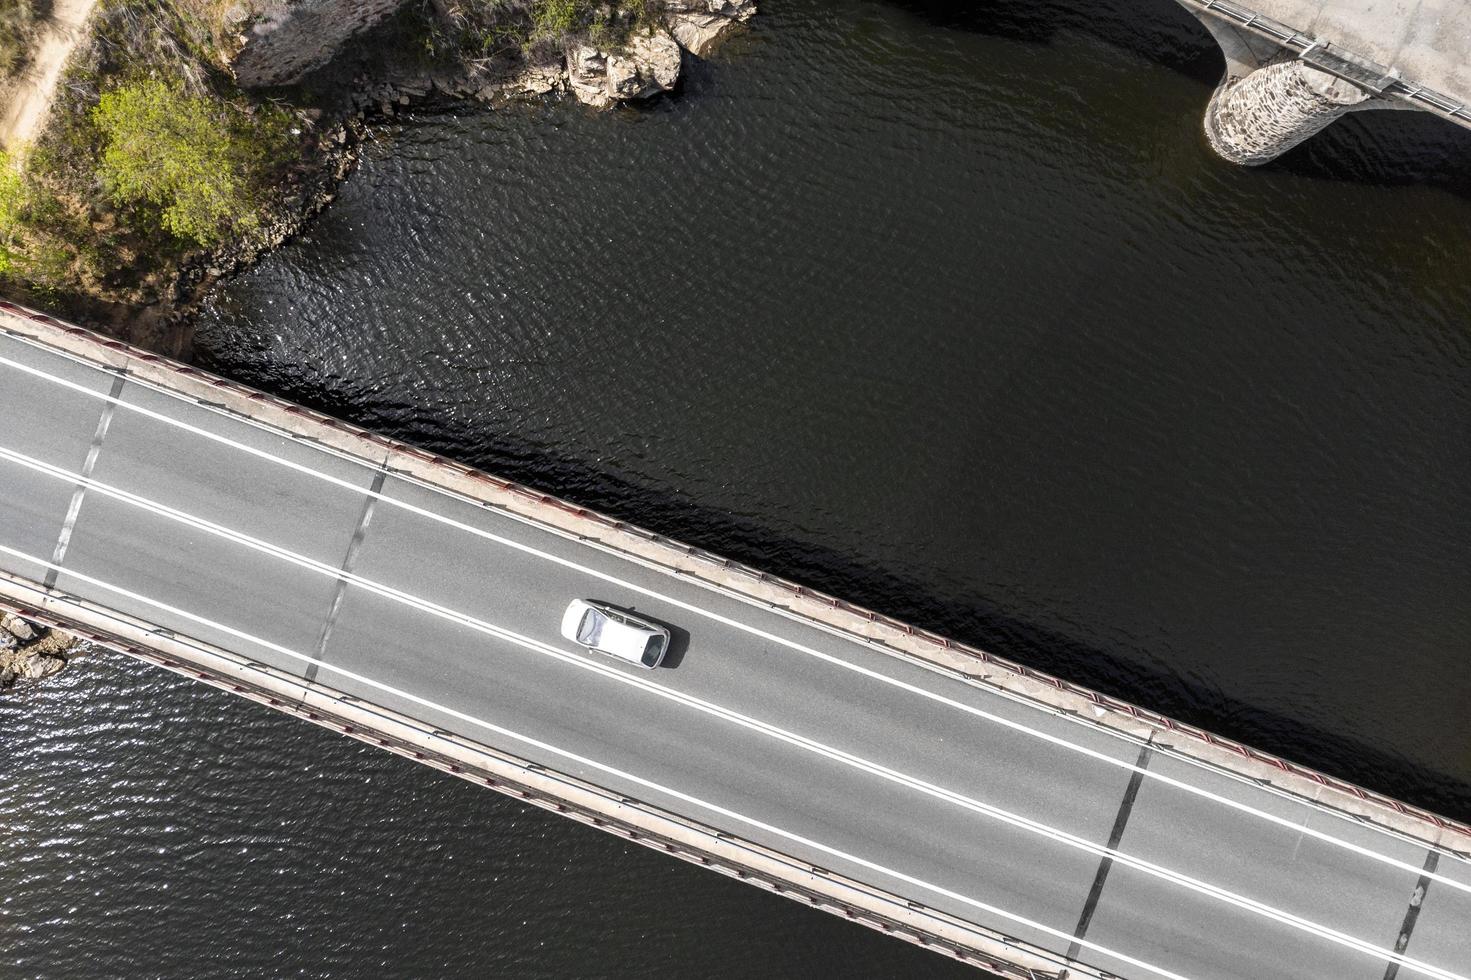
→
(641, 634, 666, 667)
(577, 609, 601, 645)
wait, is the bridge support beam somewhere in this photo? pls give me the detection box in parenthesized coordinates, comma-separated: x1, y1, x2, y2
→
(1204, 59, 1373, 165)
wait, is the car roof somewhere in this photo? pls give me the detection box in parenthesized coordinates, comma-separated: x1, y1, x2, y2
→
(592, 616, 657, 662)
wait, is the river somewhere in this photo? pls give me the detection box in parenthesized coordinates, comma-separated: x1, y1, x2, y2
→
(5, 0, 1470, 975)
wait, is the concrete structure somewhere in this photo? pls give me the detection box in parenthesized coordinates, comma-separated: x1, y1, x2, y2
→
(2, 299, 1470, 979)
(1177, 0, 1471, 163)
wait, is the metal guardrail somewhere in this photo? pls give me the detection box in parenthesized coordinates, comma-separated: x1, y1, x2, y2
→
(1184, 0, 1471, 127)
(4, 296, 1470, 853)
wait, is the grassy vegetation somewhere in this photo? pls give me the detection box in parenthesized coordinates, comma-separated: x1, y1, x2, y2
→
(433, 0, 662, 59)
(0, 0, 44, 82)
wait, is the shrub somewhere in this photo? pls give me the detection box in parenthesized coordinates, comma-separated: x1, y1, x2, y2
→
(533, 0, 591, 38)
(0, 153, 26, 275)
(92, 78, 291, 246)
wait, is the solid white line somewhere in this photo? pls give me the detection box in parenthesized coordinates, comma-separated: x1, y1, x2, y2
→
(1, 445, 1463, 980)
(1, 343, 1465, 891)
(0, 538, 1195, 980)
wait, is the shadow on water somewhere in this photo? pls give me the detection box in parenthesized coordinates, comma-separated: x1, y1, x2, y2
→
(508, 447, 1471, 829)
(210, 367, 1471, 829)
(882, 0, 1224, 78)
(889, 0, 1471, 195)
(595, 471, 1471, 829)
(1265, 106, 1471, 197)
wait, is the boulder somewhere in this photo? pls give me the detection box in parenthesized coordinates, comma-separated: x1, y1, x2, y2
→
(663, 0, 755, 57)
(2, 614, 37, 642)
(20, 654, 67, 681)
(568, 30, 682, 107)
(567, 45, 614, 108)
(516, 60, 566, 97)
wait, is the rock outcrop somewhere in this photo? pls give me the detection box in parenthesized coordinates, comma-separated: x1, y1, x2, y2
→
(664, 0, 756, 57)
(568, 30, 682, 108)
(230, 0, 753, 103)
(1, 613, 83, 689)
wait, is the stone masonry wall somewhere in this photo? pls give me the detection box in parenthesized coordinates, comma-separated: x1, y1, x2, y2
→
(1205, 59, 1374, 165)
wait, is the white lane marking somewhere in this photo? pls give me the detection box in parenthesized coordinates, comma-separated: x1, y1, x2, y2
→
(0, 539, 1194, 980)
(1, 446, 1463, 980)
(1, 345, 1465, 885)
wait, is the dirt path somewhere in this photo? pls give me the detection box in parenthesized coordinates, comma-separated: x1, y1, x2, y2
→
(1, 0, 97, 153)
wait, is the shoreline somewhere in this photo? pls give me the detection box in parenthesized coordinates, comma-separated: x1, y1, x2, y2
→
(0, 612, 83, 689)
(0, 0, 756, 356)
(0, 0, 756, 688)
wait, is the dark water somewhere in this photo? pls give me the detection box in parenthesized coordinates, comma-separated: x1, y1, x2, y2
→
(7, 0, 1471, 975)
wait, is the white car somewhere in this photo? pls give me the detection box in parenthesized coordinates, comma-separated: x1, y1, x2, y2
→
(560, 599, 671, 669)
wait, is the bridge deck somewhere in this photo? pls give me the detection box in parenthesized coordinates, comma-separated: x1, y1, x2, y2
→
(2, 323, 1468, 980)
(1254, 0, 1471, 98)
(1197, 0, 1471, 109)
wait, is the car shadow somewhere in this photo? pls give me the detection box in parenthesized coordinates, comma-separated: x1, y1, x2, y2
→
(659, 625, 691, 669)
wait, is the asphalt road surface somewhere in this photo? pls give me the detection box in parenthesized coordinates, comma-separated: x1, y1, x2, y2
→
(1, 329, 1467, 980)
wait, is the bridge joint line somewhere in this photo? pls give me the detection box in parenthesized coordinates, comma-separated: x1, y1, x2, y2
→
(44, 370, 126, 590)
(1383, 850, 1441, 980)
(306, 457, 389, 687)
(1068, 741, 1155, 962)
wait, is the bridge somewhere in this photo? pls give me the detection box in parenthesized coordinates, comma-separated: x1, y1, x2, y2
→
(1, 301, 1468, 980)
(1177, 0, 1471, 163)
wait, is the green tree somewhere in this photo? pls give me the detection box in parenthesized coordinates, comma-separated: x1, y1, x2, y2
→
(92, 79, 287, 246)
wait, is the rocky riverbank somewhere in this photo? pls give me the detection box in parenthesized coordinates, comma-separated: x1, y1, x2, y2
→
(0, 613, 84, 690)
(0, 0, 756, 353)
